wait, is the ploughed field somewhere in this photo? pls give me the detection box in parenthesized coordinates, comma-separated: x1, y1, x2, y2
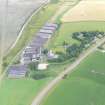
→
(61, 0, 105, 22)
(1, 0, 46, 54)
(42, 51, 105, 105)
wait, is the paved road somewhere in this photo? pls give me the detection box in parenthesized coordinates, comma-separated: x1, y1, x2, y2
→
(31, 37, 105, 105)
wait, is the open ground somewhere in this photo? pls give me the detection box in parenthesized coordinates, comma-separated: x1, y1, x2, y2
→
(0, 61, 70, 105)
(61, 0, 105, 22)
(42, 51, 105, 105)
(0, 78, 49, 105)
(46, 21, 105, 52)
(1, 0, 105, 105)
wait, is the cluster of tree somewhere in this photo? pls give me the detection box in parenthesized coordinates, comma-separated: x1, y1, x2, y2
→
(28, 62, 38, 71)
(49, 31, 105, 63)
(48, 44, 81, 63)
(28, 62, 50, 80)
(66, 44, 82, 58)
(72, 31, 105, 43)
(30, 71, 50, 80)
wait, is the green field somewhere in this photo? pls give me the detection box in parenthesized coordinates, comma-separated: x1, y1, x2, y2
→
(0, 61, 71, 105)
(46, 22, 105, 52)
(0, 78, 50, 105)
(42, 51, 105, 105)
(2, 0, 105, 105)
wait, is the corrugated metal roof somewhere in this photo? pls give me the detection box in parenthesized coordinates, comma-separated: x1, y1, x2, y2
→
(8, 65, 27, 78)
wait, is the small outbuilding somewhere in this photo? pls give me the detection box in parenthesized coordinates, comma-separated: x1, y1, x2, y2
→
(8, 65, 27, 78)
(38, 63, 49, 70)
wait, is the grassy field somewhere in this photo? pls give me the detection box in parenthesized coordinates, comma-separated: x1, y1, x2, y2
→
(3, 3, 59, 70)
(0, 78, 50, 105)
(0, 60, 72, 105)
(42, 51, 105, 105)
(46, 21, 105, 52)
(2, 1, 105, 105)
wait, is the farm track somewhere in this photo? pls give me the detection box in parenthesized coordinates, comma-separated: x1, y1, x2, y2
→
(31, 37, 105, 105)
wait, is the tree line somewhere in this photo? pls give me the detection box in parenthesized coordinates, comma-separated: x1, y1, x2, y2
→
(49, 31, 105, 63)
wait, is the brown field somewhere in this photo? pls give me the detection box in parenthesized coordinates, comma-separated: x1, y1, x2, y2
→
(61, 0, 105, 22)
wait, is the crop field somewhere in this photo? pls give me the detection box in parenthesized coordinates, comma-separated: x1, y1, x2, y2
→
(42, 51, 105, 105)
(1, 1, 105, 105)
(0, 59, 71, 105)
(46, 21, 105, 52)
(61, 0, 105, 22)
(50, 0, 79, 22)
(1, 0, 47, 54)
(0, 78, 50, 105)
